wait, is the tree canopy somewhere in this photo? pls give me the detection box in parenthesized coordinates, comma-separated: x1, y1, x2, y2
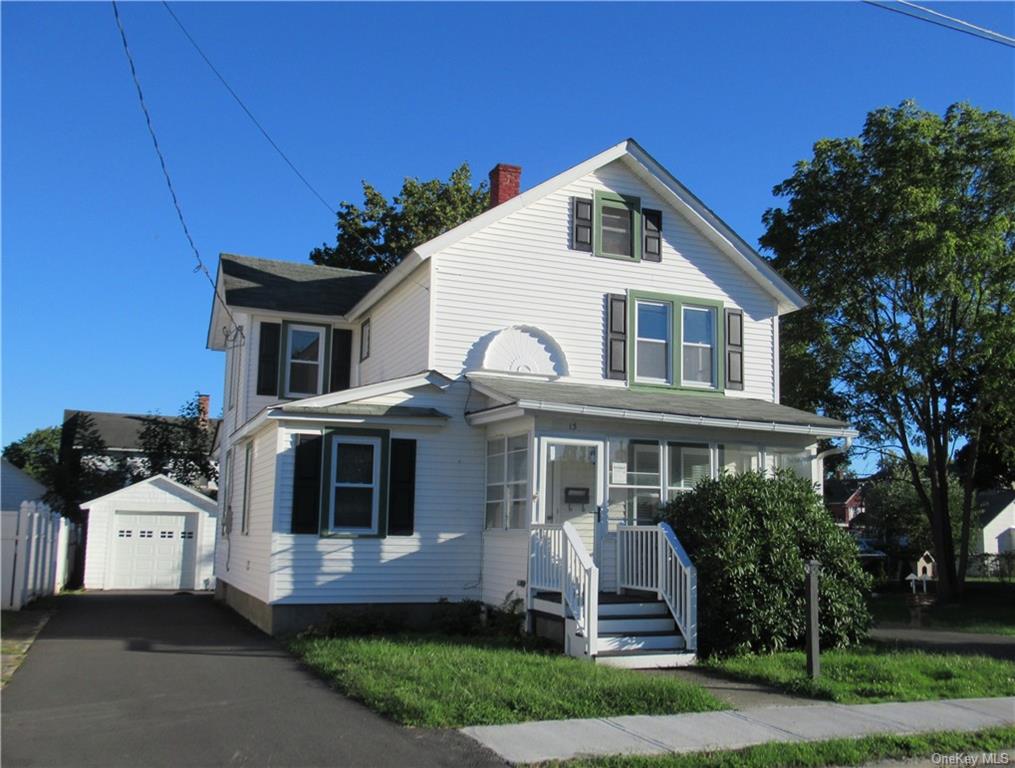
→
(137, 394, 218, 490)
(761, 101, 1015, 598)
(310, 164, 489, 273)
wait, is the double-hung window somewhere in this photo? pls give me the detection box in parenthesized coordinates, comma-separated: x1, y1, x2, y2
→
(285, 324, 325, 397)
(328, 435, 382, 534)
(666, 442, 711, 498)
(682, 306, 717, 387)
(240, 441, 253, 535)
(634, 300, 672, 385)
(485, 435, 529, 529)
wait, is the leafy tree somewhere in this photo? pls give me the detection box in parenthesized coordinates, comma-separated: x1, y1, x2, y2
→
(3, 426, 62, 485)
(310, 164, 489, 272)
(137, 394, 217, 490)
(2, 417, 129, 521)
(761, 101, 1015, 599)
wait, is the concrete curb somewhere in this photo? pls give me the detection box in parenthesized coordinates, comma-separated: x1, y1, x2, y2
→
(460, 697, 1015, 764)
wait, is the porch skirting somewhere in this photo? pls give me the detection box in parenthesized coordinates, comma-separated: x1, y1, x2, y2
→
(214, 580, 472, 637)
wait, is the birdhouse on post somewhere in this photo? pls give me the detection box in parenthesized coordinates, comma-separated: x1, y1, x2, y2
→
(915, 551, 937, 580)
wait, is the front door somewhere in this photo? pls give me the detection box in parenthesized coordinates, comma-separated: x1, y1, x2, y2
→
(541, 439, 604, 562)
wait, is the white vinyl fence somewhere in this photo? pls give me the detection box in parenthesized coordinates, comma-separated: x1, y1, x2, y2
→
(2, 502, 77, 610)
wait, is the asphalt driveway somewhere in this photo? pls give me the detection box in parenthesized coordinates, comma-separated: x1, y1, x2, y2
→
(1, 592, 504, 768)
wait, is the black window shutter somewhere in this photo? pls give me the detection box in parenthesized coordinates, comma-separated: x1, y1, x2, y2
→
(724, 309, 744, 390)
(388, 439, 416, 536)
(256, 322, 281, 397)
(643, 209, 662, 262)
(291, 434, 323, 534)
(329, 329, 352, 392)
(606, 294, 627, 380)
(571, 197, 593, 251)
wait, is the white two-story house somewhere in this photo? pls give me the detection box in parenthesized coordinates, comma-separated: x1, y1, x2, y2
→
(207, 139, 856, 667)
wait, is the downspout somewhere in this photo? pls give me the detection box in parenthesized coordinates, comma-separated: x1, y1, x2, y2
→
(815, 437, 853, 496)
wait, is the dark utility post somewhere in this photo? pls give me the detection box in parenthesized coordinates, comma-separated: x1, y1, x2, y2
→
(805, 559, 821, 679)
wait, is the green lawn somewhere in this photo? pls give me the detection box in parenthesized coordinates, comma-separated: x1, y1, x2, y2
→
(550, 726, 1015, 768)
(704, 644, 1015, 703)
(870, 582, 1015, 636)
(292, 633, 723, 728)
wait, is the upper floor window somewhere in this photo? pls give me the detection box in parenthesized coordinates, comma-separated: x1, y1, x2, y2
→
(360, 319, 371, 362)
(634, 300, 672, 385)
(594, 191, 641, 260)
(682, 306, 717, 388)
(285, 324, 325, 397)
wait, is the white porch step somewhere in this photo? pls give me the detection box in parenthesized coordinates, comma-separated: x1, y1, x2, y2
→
(598, 616, 676, 634)
(598, 601, 669, 618)
(596, 651, 697, 669)
(596, 633, 685, 653)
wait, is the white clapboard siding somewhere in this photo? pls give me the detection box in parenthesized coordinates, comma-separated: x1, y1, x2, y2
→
(431, 159, 777, 401)
(358, 262, 431, 386)
(214, 424, 276, 602)
(269, 381, 486, 604)
(480, 529, 529, 607)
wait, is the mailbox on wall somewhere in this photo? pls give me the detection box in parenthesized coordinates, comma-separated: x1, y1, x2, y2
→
(564, 487, 590, 505)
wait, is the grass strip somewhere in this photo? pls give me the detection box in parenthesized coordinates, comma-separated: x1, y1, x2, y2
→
(546, 726, 1015, 767)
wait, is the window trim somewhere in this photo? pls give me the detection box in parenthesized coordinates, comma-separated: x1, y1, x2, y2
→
(281, 321, 330, 399)
(240, 441, 253, 535)
(485, 433, 530, 530)
(360, 319, 371, 362)
(627, 291, 725, 394)
(593, 191, 642, 261)
(319, 427, 390, 538)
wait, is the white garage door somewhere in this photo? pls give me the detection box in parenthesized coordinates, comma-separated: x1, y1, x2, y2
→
(111, 513, 197, 589)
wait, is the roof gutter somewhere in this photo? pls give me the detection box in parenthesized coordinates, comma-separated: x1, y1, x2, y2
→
(468, 398, 858, 438)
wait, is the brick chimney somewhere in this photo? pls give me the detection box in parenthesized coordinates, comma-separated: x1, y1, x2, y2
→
(197, 394, 210, 428)
(488, 163, 522, 208)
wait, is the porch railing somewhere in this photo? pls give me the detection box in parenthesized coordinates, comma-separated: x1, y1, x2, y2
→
(528, 523, 599, 658)
(617, 523, 697, 651)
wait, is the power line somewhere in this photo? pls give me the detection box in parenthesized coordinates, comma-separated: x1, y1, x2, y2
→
(863, 0, 1015, 49)
(111, 1, 244, 345)
(160, 1, 420, 286)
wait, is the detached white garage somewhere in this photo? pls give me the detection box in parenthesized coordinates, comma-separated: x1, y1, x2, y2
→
(82, 475, 217, 591)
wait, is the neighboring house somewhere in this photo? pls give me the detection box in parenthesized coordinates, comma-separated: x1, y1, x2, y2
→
(976, 489, 1015, 557)
(1, 458, 47, 513)
(81, 475, 217, 591)
(207, 139, 856, 666)
(825, 477, 866, 527)
(62, 399, 221, 493)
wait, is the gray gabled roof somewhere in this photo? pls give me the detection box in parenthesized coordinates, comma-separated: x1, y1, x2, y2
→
(467, 375, 855, 436)
(978, 489, 1015, 527)
(62, 410, 222, 453)
(218, 253, 383, 317)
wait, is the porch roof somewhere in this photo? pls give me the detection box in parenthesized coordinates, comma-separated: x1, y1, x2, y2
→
(276, 403, 449, 419)
(466, 375, 856, 437)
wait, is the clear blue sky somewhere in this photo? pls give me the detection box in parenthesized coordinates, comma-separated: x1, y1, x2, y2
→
(2, 1, 1012, 448)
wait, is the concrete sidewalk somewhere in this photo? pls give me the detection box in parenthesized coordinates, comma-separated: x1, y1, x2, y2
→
(461, 697, 1015, 764)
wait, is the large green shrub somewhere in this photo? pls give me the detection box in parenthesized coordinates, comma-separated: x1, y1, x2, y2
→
(664, 470, 871, 657)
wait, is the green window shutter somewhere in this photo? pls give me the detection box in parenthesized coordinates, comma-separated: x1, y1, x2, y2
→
(606, 293, 627, 380)
(643, 209, 662, 262)
(291, 434, 323, 534)
(571, 197, 593, 251)
(330, 329, 352, 392)
(724, 309, 744, 391)
(387, 439, 417, 536)
(256, 322, 281, 397)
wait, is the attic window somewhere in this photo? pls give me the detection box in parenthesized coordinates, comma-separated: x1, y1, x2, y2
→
(594, 191, 641, 260)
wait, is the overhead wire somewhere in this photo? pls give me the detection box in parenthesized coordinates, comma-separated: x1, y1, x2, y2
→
(863, 0, 1015, 49)
(111, 0, 244, 346)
